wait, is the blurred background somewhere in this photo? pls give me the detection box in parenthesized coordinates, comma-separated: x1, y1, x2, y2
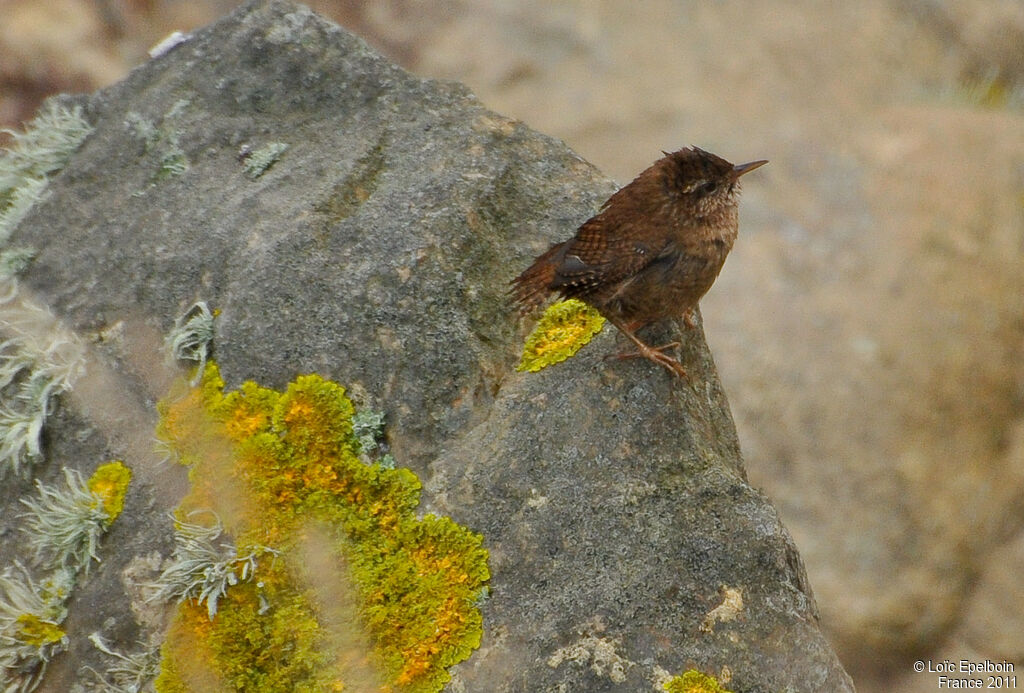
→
(2, 1, 1022, 690)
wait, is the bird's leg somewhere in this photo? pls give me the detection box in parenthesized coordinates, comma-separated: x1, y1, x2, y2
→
(606, 317, 687, 378)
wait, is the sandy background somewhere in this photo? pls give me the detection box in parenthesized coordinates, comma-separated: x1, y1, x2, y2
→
(2, 1, 1023, 691)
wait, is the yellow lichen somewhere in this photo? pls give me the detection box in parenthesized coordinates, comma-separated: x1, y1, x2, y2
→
(155, 363, 489, 693)
(664, 669, 734, 693)
(517, 299, 605, 372)
(87, 460, 132, 522)
(14, 613, 66, 647)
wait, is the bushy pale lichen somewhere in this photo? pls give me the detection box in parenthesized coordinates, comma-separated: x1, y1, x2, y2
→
(19, 462, 132, 574)
(0, 562, 73, 691)
(0, 177, 47, 247)
(152, 515, 277, 621)
(0, 104, 91, 476)
(517, 298, 605, 372)
(0, 101, 91, 287)
(0, 297, 87, 477)
(2, 461, 128, 690)
(664, 669, 734, 693)
(165, 301, 216, 384)
(0, 101, 92, 197)
(124, 109, 189, 181)
(242, 142, 288, 179)
(84, 632, 161, 693)
(154, 364, 489, 692)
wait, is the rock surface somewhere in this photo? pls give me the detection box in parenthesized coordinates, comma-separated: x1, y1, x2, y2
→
(5, 1, 1024, 691)
(0, 1, 857, 691)
(335, 3, 1024, 690)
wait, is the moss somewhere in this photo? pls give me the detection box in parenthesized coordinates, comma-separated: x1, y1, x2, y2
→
(87, 460, 132, 523)
(517, 298, 605, 372)
(13, 613, 65, 648)
(156, 364, 489, 692)
(314, 140, 387, 224)
(664, 669, 734, 693)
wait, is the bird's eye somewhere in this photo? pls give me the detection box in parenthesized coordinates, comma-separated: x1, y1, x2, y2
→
(699, 180, 718, 195)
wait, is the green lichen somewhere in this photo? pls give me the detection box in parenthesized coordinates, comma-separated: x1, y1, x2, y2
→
(156, 138, 189, 179)
(155, 363, 489, 692)
(664, 669, 734, 693)
(517, 298, 605, 372)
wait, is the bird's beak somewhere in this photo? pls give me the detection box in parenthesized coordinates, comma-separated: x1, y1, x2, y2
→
(730, 159, 768, 180)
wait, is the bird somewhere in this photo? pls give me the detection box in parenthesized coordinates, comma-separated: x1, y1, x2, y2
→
(511, 146, 767, 378)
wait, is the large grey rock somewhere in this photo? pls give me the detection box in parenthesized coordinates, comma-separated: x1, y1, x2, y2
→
(350, 3, 1024, 690)
(2, 1, 853, 690)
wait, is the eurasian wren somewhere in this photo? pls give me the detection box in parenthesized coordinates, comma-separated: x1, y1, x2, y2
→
(512, 147, 767, 377)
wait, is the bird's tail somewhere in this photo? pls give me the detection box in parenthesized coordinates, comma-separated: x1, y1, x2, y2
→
(510, 241, 565, 314)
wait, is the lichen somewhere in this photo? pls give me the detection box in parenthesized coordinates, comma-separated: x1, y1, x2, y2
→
(0, 296, 87, 477)
(0, 101, 92, 197)
(13, 613, 65, 648)
(18, 462, 131, 574)
(124, 110, 189, 182)
(165, 301, 216, 384)
(0, 177, 47, 246)
(0, 562, 73, 688)
(2, 458, 128, 689)
(152, 515, 278, 621)
(664, 669, 734, 693)
(154, 364, 489, 692)
(87, 460, 132, 522)
(517, 298, 605, 372)
(84, 632, 161, 693)
(0, 101, 92, 286)
(242, 142, 288, 179)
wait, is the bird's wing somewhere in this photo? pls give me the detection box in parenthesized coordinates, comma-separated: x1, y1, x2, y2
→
(549, 215, 664, 295)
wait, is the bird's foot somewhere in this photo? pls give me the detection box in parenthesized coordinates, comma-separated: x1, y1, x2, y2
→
(682, 309, 697, 329)
(615, 342, 687, 378)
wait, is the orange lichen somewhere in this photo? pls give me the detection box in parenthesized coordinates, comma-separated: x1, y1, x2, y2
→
(517, 299, 605, 372)
(155, 364, 489, 693)
(664, 669, 734, 693)
(87, 460, 132, 522)
(14, 613, 65, 648)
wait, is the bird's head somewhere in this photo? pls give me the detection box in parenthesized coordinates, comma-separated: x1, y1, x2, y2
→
(661, 146, 767, 219)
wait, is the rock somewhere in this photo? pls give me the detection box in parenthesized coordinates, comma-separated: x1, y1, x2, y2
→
(1, 1, 853, 690)
(351, 3, 1024, 688)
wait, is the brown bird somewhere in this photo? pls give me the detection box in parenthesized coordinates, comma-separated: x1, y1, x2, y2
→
(511, 146, 767, 377)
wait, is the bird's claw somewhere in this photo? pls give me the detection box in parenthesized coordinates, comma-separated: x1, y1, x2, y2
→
(615, 342, 687, 378)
